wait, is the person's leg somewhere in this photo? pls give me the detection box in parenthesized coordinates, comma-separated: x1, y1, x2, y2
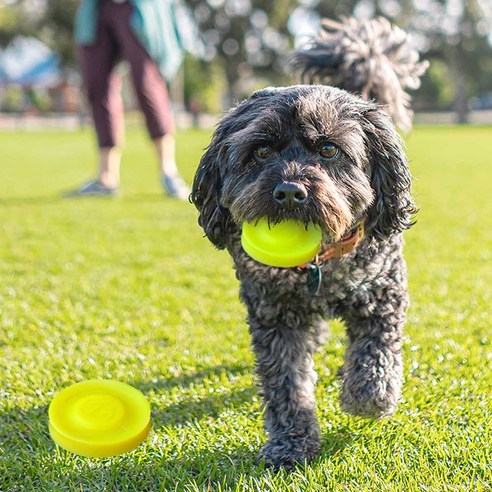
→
(153, 133, 178, 178)
(78, 4, 124, 191)
(98, 146, 122, 189)
(153, 133, 189, 199)
(111, 3, 189, 197)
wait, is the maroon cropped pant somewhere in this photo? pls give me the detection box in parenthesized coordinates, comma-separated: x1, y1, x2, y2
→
(79, 0, 174, 148)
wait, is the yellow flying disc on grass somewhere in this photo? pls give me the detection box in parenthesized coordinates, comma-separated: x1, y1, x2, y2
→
(49, 380, 150, 458)
(241, 218, 322, 268)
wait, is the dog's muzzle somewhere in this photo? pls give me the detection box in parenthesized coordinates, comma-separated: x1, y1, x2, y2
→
(273, 182, 308, 210)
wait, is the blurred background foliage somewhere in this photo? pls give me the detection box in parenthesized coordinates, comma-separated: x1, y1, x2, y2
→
(1, 0, 492, 120)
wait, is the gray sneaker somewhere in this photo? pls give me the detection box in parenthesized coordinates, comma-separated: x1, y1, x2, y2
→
(64, 180, 118, 197)
(162, 174, 190, 200)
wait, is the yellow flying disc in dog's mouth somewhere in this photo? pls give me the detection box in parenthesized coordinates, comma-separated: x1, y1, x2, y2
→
(241, 218, 322, 268)
(49, 380, 150, 458)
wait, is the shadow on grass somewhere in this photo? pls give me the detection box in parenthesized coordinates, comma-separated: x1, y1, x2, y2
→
(0, 364, 260, 488)
(0, 194, 62, 207)
(1, 411, 354, 490)
(0, 364, 355, 488)
(121, 192, 190, 203)
(131, 363, 255, 427)
(0, 192, 192, 207)
(320, 424, 354, 459)
(134, 363, 251, 393)
(0, 405, 56, 488)
(1, 437, 264, 490)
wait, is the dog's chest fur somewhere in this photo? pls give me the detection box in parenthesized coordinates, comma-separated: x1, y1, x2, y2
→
(226, 232, 407, 325)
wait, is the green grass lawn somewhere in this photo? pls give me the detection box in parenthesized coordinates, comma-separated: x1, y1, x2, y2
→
(0, 125, 491, 491)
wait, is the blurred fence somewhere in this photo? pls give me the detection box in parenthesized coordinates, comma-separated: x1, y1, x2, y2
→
(414, 111, 492, 125)
(0, 110, 219, 131)
(1, 110, 491, 131)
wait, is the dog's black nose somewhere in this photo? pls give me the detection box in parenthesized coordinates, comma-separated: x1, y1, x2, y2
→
(273, 182, 308, 210)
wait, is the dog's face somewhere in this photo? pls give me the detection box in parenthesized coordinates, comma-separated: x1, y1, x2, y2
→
(192, 85, 416, 249)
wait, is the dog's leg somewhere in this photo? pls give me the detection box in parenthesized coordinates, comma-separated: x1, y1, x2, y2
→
(250, 316, 322, 469)
(339, 309, 406, 419)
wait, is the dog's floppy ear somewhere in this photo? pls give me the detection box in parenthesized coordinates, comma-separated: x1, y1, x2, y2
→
(362, 107, 417, 239)
(191, 129, 233, 249)
(192, 92, 277, 248)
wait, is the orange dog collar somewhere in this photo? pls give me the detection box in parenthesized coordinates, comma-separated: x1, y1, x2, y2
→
(298, 221, 365, 269)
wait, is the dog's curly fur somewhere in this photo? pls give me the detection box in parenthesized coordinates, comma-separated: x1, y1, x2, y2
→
(191, 84, 416, 469)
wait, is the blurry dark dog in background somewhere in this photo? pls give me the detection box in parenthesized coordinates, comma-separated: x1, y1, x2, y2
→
(191, 18, 428, 469)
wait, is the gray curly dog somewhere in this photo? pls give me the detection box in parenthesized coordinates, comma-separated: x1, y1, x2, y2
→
(191, 84, 416, 469)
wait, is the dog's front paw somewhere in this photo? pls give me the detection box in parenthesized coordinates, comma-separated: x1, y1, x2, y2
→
(257, 437, 321, 470)
(339, 368, 401, 419)
(340, 335, 403, 419)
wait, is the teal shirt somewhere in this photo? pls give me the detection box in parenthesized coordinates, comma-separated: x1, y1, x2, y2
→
(74, 0, 183, 82)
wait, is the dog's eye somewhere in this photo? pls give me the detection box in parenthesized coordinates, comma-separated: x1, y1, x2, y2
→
(255, 145, 272, 159)
(319, 143, 339, 159)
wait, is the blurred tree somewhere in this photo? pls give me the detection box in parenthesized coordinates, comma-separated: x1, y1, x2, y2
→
(184, 0, 296, 103)
(0, 0, 78, 67)
(0, 0, 42, 45)
(404, 0, 492, 122)
(415, 58, 454, 111)
(41, 0, 79, 68)
(183, 53, 226, 114)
